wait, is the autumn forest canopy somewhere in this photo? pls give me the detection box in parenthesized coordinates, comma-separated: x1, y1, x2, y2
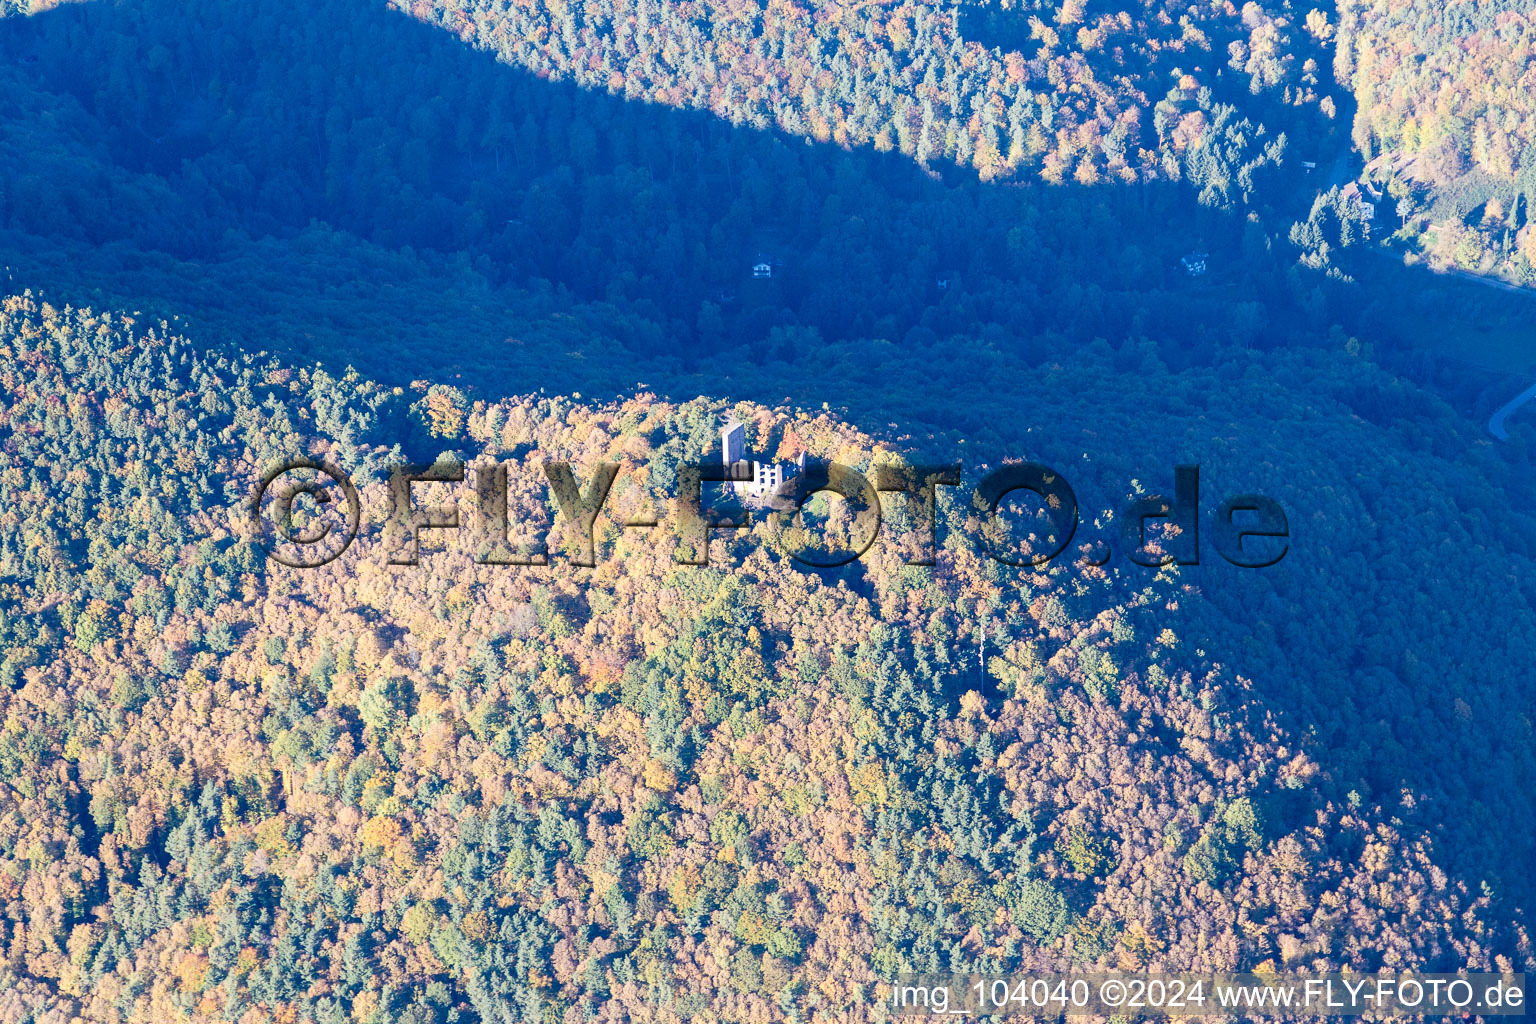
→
(0, 0, 1534, 1021)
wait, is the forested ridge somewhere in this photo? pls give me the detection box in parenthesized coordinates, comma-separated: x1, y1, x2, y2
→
(0, 295, 1529, 1023)
(0, 0, 1535, 1020)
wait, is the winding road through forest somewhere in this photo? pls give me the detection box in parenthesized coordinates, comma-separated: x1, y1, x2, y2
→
(1489, 381, 1536, 440)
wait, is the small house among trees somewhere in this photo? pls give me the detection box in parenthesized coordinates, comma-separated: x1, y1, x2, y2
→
(1342, 183, 1377, 223)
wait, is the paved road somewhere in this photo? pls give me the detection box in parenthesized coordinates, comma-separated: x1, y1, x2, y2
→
(1326, 143, 1354, 190)
(1489, 381, 1536, 440)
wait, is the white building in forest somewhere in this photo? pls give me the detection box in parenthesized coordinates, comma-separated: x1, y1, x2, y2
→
(721, 421, 806, 500)
(1342, 182, 1378, 224)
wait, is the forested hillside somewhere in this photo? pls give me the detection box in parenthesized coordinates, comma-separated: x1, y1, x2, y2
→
(1, 0, 1535, 1021)
(0, 0, 1308, 357)
(402, 0, 1338, 187)
(0, 295, 1528, 1022)
(1339, 0, 1536, 182)
(0, 0, 1431, 395)
(1336, 0, 1536, 282)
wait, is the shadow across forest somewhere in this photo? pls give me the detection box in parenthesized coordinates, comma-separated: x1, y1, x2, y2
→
(0, 0, 1314, 399)
(3, 0, 1536, 920)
